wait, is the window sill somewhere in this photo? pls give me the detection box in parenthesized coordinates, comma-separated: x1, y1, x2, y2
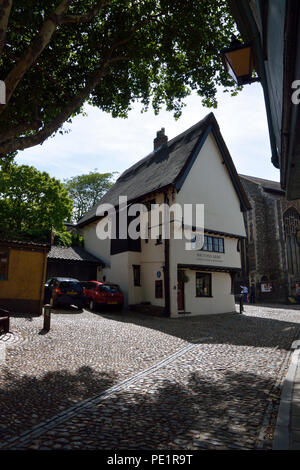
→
(200, 250, 225, 254)
(196, 295, 213, 298)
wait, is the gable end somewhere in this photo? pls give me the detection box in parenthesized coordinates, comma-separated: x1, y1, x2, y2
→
(175, 120, 250, 212)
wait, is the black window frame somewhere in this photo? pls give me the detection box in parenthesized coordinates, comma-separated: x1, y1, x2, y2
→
(201, 236, 224, 253)
(155, 280, 163, 299)
(195, 272, 212, 297)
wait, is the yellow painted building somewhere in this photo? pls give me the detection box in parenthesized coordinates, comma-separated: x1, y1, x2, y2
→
(0, 240, 50, 314)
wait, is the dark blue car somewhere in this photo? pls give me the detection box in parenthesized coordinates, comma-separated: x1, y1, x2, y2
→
(44, 277, 84, 310)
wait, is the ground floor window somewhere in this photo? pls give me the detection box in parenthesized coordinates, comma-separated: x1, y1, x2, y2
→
(196, 272, 212, 297)
(0, 247, 9, 280)
(155, 280, 163, 298)
(133, 265, 141, 286)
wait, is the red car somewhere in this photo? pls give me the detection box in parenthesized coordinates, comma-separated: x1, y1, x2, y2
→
(80, 281, 101, 305)
(80, 281, 124, 311)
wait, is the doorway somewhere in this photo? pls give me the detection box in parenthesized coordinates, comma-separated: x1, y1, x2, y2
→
(177, 270, 185, 311)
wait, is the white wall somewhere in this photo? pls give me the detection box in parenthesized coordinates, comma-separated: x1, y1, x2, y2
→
(105, 252, 130, 305)
(170, 270, 235, 317)
(82, 220, 111, 267)
(176, 132, 246, 237)
(168, 131, 244, 316)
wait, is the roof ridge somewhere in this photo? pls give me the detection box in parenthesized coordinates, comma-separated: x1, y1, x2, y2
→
(77, 113, 215, 225)
(77, 112, 252, 227)
(118, 112, 215, 181)
(239, 173, 281, 185)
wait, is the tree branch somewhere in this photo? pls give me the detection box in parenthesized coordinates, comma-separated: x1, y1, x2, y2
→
(1, 0, 114, 113)
(0, 0, 13, 55)
(2, 0, 71, 110)
(0, 120, 42, 143)
(107, 55, 131, 64)
(0, 65, 109, 154)
(59, 0, 112, 24)
(0, 10, 165, 156)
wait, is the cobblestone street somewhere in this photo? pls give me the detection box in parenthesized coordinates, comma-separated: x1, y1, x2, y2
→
(0, 304, 300, 450)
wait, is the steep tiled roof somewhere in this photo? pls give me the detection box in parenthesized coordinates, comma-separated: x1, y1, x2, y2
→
(48, 246, 104, 265)
(0, 239, 50, 251)
(78, 112, 250, 227)
(239, 174, 284, 194)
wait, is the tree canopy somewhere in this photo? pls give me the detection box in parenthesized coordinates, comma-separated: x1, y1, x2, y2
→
(65, 170, 115, 221)
(0, 0, 237, 159)
(0, 163, 73, 241)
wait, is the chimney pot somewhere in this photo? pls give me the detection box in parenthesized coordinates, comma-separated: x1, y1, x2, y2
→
(154, 127, 168, 150)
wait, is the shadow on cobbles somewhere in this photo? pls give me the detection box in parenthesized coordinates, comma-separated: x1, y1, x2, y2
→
(92, 308, 300, 351)
(105, 370, 275, 449)
(1, 367, 278, 450)
(0, 366, 116, 442)
(8, 305, 83, 319)
(71, 368, 277, 450)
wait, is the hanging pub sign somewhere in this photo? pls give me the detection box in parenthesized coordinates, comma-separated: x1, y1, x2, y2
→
(261, 283, 273, 293)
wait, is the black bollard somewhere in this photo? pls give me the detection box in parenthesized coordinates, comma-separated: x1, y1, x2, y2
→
(239, 294, 244, 314)
(43, 304, 51, 331)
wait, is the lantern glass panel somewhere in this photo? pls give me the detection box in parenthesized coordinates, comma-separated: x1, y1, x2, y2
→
(224, 46, 254, 84)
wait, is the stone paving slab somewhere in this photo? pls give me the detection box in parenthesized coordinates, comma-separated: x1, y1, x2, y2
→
(1, 305, 300, 450)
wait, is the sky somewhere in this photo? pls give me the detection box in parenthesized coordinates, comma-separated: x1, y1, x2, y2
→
(16, 82, 280, 183)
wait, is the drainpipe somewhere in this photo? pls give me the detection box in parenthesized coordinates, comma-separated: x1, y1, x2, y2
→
(241, 0, 280, 169)
(164, 192, 171, 317)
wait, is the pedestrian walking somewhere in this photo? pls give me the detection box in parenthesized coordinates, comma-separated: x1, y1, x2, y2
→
(241, 284, 248, 303)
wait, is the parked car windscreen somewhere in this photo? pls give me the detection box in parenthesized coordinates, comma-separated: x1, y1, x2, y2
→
(80, 282, 97, 290)
(98, 285, 120, 293)
(59, 281, 83, 292)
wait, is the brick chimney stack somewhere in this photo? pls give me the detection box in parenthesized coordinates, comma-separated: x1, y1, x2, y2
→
(154, 128, 168, 150)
